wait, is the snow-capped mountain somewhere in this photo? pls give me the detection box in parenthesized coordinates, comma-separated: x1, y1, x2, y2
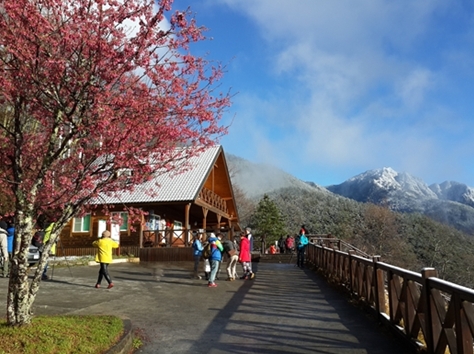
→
(327, 167, 437, 208)
(429, 181, 474, 208)
(225, 153, 474, 234)
(327, 167, 474, 234)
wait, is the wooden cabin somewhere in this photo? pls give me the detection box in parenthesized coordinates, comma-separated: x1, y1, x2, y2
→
(57, 145, 240, 259)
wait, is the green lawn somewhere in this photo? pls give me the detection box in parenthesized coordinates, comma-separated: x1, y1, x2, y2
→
(0, 315, 124, 354)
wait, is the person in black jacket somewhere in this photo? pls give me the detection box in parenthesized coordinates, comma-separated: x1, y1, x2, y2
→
(278, 235, 286, 254)
(222, 237, 239, 281)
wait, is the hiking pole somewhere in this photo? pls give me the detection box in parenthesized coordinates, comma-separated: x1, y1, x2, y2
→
(58, 237, 73, 277)
(50, 255, 55, 280)
(289, 250, 294, 265)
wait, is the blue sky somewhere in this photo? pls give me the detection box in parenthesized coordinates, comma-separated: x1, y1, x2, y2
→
(172, 0, 474, 187)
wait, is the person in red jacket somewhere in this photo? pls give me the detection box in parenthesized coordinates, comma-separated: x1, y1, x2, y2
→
(238, 231, 255, 280)
(285, 235, 294, 254)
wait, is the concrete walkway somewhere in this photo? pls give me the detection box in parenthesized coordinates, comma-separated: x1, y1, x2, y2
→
(0, 261, 413, 354)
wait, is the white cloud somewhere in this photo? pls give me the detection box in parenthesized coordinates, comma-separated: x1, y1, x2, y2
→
(395, 68, 434, 110)
(216, 0, 474, 185)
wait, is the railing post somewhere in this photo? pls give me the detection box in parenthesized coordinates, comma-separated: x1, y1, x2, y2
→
(421, 267, 437, 354)
(348, 250, 354, 295)
(454, 292, 473, 354)
(373, 256, 385, 316)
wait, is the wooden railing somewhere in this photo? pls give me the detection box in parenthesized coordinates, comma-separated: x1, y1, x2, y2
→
(142, 229, 192, 247)
(56, 246, 140, 258)
(199, 187, 228, 214)
(306, 238, 474, 354)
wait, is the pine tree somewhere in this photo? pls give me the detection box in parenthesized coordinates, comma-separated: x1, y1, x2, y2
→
(251, 194, 287, 248)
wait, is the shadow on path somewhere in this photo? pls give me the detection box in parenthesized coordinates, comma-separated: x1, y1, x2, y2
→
(0, 262, 414, 354)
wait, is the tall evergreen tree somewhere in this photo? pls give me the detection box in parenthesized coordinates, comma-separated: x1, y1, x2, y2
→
(251, 194, 287, 248)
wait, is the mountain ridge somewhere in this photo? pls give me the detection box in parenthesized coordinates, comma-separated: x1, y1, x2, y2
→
(326, 167, 474, 208)
(225, 154, 474, 234)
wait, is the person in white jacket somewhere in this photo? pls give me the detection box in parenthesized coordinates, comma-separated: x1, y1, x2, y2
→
(0, 220, 9, 277)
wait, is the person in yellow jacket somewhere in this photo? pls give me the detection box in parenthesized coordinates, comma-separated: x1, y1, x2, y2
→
(92, 230, 119, 289)
(42, 222, 57, 280)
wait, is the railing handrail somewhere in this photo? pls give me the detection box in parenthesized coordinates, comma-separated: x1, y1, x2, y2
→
(308, 234, 371, 259)
(306, 241, 474, 354)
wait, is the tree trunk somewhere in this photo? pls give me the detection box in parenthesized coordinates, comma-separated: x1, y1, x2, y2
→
(7, 256, 37, 326)
(6, 217, 47, 326)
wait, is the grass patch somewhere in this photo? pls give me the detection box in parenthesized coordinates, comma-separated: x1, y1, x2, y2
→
(0, 315, 123, 354)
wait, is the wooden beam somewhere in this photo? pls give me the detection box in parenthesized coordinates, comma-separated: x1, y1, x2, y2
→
(185, 203, 191, 246)
(139, 213, 144, 248)
(195, 199, 231, 219)
(202, 207, 208, 231)
(217, 214, 222, 230)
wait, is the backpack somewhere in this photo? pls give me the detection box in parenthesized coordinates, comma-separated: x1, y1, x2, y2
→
(233, 239, 240, 252)
(32, 230, 45, 251)
(202, 242, 212, 259)
(222, 240, 233, 253)
(222, 240, 237, 257)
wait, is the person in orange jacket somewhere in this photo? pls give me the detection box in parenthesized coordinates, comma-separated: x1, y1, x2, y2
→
(269, 244, 277, 254)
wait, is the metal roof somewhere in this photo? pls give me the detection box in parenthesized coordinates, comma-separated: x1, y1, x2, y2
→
(96, 145, 222, 205)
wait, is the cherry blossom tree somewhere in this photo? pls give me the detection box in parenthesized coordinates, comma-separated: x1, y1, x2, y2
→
(0, 0, 230, 325)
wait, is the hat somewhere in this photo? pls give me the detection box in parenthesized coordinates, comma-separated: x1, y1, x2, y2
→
(102, 230, 111, 238)
(209, 232, 216, 238)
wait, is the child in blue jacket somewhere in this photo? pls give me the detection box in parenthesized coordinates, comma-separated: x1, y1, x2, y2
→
(207, 233, 223, 287)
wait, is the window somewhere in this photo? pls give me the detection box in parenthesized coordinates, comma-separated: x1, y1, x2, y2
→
(146, 214, 161, 231)
(173, 221, 183, 238)
(111, 212, 128, 231)
(73, 215, 91, 232)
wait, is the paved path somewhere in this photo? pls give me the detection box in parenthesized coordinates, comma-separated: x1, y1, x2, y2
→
(0, 261, 413, 353)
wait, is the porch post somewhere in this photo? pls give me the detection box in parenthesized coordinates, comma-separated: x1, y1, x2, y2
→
(184, 203, 191, 246)
(227, 219, 233, 240)
(202, 207, 208, 235)
(139, 213, 144, 248)
(216, 214, 222, 233)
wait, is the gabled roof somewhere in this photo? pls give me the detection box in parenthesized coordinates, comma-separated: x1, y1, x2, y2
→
(97, 145, 223, 204)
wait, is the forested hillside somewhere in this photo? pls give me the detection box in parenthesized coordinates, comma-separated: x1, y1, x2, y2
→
(227, 154, 474, 288)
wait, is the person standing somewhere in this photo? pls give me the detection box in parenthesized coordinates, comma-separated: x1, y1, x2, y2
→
(296, 229, 309, 268)
(207, 233, 223, 288)
(6, 221, 14, 259)
(238, 231, 255, 280)
(245, 227, 255, 278)
(0, 220, 9, 278)
(285, 235, 294, 254)
(92, 230, 119, 289)
(222, 236, 239, 281)
(278, 235, 286, 254)
(41, 221, 56, 280)
(192, 232, 203, 279)
(269, 244, 277, 254)
(246, 227, 253, 252)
